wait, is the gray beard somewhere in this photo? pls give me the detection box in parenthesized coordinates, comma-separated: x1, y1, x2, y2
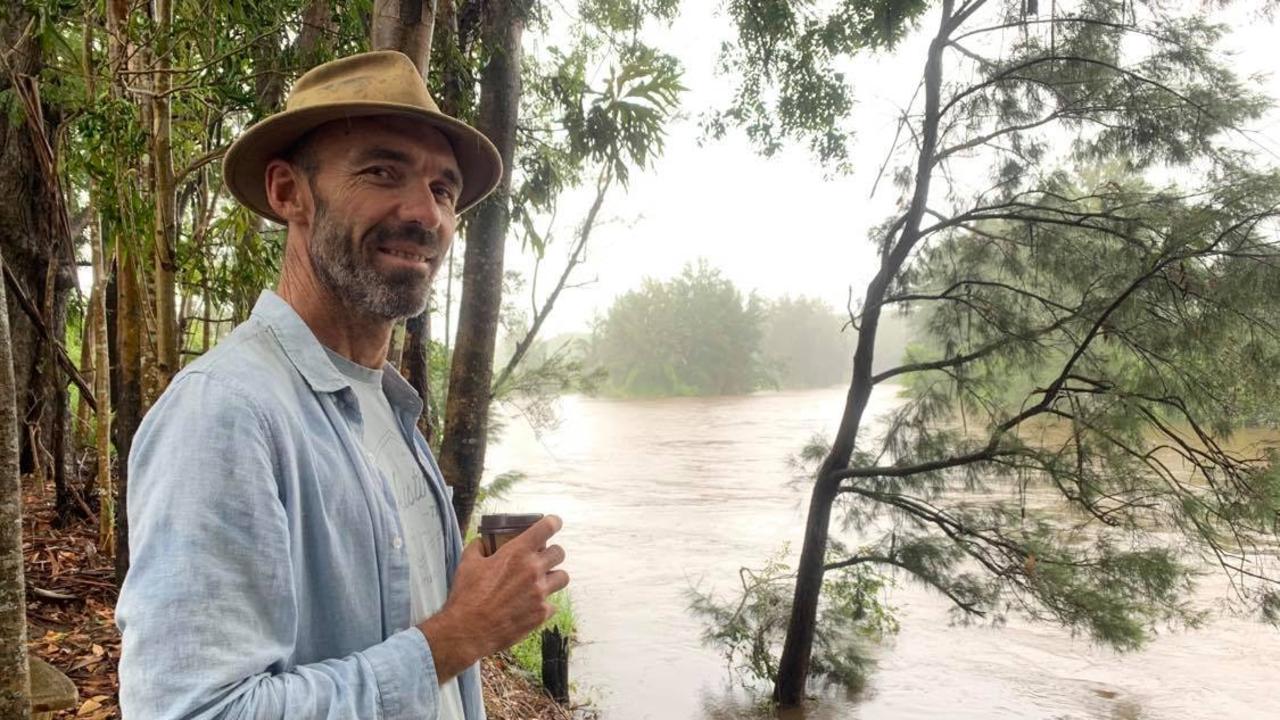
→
(307, 197, 432, 321)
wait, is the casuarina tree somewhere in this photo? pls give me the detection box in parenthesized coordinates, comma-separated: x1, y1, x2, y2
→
(697, 0, 1280, 705)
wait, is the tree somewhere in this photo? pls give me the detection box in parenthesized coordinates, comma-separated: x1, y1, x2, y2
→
(438, 0, 531, 535)
(0, 252, 31, 719)
(592, 261, 770, 396)
(0, 0, 78, 529)
(760, 296, 855, 388)
(705, 0, 1280, 705)
(440, 0, 684, 532)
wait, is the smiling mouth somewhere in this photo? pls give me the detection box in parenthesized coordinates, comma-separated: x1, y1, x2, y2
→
(378, 247, 431, 264)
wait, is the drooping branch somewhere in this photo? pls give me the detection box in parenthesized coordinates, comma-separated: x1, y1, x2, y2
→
(822, 554, 987, 617)
(937, 52, 1249, 151)
(870, 312, 1073, 385)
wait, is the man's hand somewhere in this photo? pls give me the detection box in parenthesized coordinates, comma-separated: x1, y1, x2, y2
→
(418, 515, 569, 683)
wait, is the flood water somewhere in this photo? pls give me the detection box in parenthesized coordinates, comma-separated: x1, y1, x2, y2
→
(484, 385, 1279, 719)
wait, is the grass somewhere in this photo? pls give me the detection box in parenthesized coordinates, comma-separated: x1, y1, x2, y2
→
(509, 591, 577, 677)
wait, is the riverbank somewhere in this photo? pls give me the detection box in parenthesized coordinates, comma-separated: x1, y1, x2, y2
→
(20, 489, 574, 718)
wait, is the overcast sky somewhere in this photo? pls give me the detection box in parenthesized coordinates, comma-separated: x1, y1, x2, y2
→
(481, 1, 1280, 341)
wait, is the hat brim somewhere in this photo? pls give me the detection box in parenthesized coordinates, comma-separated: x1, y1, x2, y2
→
(223, 101, 503, 224)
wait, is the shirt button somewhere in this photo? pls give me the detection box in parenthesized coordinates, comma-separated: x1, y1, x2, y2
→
(392, 536, 403, 550)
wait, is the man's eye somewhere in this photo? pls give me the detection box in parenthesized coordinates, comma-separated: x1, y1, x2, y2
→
(433, 185, 457, 204)
(362, 166, 393, 179)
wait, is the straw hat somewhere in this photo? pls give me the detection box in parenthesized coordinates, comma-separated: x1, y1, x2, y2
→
(223, 51, 502, 223)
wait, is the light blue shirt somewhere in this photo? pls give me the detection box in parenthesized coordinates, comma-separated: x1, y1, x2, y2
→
(116, 290, 484, 720)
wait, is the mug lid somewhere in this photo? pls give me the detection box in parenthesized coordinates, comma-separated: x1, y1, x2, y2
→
(478, 513, 544, 531)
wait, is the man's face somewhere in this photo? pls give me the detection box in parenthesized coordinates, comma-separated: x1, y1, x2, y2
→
(293, 116, 462, 320)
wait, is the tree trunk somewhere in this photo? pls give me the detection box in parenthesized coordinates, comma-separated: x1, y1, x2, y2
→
(151, 0, 179, 389)
(372, 0, 438, 75)
(90, 221, 111, 563)
(404, 306, 432, 437)
(105, 0, 143, 582)
(297, 0, 332, 66)
(112, 249, 144, 581)
(0, 0, 74, 507)
(772, 5, 952, 705)
(74, 288, 95, 447)
(0, 252, 32, 719)
(439, 5, 526, 534)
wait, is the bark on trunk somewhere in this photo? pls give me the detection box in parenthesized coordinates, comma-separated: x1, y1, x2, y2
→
(439, 6, 526, 534)
(0, 1, 75, 512)
(297, 0, 332, 66)
(105, 0, 143, 582)
(404, 310, 433, 439)
(0, 253, 32, 719)
(772, 4, 953, 705)
(372, 0, 438, 74)
(151, 0, 179, 387)
(112, 250, 144, 582)
(75, 289, 94, 447)
(90, 220, 111, 561)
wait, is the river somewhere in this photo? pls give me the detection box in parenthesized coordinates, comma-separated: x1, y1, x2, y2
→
(484, 385, 1279, 720)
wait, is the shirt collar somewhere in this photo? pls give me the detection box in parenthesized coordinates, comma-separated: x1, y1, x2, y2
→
(250, 290, 424, 417)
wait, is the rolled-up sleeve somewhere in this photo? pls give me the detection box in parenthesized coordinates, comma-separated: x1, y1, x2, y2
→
(116, 371, 442, 720)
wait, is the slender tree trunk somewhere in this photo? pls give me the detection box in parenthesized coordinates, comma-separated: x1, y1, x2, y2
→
(439, 4, 526, 533)
(105, 0, 143, 581)
(0, 253, 31, 719)
(112, 249, 143, 580)
(492, 169, 610, 394)
(75, 288, 95, 447)
(404, 309, 432, 431)
(89, 220, 111, 557)
(772, 4, 952, 705)
(151, 0, 179, 388)
(444, 244, 454, 349)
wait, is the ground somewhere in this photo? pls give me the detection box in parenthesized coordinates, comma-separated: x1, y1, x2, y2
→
(21, 488, 576, 719)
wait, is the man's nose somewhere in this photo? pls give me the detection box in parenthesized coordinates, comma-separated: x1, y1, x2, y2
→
(398, 181, 444, 231)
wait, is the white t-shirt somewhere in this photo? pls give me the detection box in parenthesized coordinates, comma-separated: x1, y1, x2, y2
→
(325, 348, 465, 720)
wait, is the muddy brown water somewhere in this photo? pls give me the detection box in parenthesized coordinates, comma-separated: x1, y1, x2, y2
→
(485, 385, 1279, 719)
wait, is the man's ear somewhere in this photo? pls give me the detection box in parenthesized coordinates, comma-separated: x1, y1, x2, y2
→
(264, 159, 312, 224)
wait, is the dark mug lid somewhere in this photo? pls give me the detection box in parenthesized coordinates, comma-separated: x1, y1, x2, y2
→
(478, 513, 544, 532)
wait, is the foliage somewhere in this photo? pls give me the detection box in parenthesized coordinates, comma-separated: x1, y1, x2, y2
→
(590, 284, 917, 396)
(590, 260, 771, 396)
(760, 296, 855, 389)
(705, 0, 931, 172)
(687, 544, 898, 692)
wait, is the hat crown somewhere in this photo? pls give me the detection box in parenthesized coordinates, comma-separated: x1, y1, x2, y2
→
(286, 51, 441, 114)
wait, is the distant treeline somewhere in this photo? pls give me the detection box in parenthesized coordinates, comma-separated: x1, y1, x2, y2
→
(573, 262, 916, 397)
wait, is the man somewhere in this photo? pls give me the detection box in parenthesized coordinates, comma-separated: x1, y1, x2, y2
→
(115, 51, 568, 720)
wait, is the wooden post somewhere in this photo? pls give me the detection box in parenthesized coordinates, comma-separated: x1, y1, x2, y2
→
(540, 627, 569, 704)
